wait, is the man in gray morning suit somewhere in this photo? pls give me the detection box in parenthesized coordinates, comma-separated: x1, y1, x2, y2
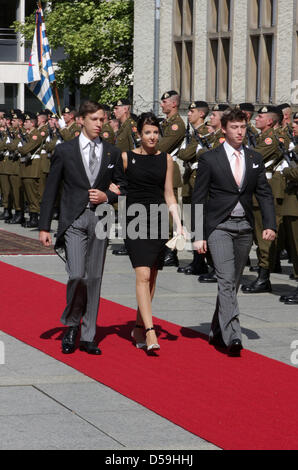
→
(192, 108, 276, 356)
(39, 101, 127, 355)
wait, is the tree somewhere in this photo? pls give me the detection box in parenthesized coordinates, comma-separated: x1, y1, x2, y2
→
(12, 0, 134, 104)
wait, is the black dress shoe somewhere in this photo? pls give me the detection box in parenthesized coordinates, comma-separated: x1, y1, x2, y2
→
(112, 245, 128, 255)
(227, 339, 243, 357)
(62, 326, 80, 354)
(198, 270, 217, 283)
(163, 248, 179, 267)
(79, 341, 102, 355)
(209, 335, 225, 348)
(284, 296, 298, 305)
(241, 267, 272, 293)
(177, 262, 208, 275)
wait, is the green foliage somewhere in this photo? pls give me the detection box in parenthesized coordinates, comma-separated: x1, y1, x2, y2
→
(12, 0, 134, 104)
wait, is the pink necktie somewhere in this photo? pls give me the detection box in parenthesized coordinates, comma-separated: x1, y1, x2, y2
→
(233, 150, 242, 186)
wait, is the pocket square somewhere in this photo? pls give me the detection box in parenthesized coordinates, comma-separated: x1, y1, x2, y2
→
(252, 163, 259, 169)
(107, 164, 114, 169)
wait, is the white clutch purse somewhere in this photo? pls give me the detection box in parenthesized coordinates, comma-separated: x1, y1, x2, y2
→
(166, 232, 187, 251)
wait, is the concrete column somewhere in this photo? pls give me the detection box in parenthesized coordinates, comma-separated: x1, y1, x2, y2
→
(275, 0, 294, 104)
(17, 0, 25, 111)
(133, 0, 155, 114)
(230, 0, 248, 104)
(193, 0, 208, 100)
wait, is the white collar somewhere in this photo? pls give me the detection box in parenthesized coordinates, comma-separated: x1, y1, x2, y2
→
(223, 140, 244, 158)
(79, 132, 102, 149)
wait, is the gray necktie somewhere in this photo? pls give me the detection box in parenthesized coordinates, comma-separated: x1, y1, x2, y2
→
(89, 141, 97, 174)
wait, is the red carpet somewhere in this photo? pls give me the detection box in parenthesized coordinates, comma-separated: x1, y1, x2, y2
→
(1, 260, 298, 450)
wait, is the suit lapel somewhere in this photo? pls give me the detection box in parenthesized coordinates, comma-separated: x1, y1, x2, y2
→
(241, 147, 253, 191)
(92, 140, 110, 188)
(217, 144, 239, 190)
(74, 137, 91, 186)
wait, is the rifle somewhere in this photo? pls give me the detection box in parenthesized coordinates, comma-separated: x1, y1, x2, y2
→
(246, 126, 257, 148)
(274, 134, 298, 169)
(17, 129, 32, 163)
(193, 128, 212, 150)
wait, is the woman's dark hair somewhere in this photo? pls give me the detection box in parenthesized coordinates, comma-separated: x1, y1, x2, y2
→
(221, 108, 248, 128)
(137, 112, 161, 134)
(79, 100, 104, 118)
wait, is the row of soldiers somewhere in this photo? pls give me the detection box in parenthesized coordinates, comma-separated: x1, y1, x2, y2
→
(0, 94, 297, 304)
(105, 92, 298, 305)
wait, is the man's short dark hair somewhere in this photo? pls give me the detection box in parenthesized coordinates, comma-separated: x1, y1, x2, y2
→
(79, 101, 104, 118)
(221, 108, 248, 128)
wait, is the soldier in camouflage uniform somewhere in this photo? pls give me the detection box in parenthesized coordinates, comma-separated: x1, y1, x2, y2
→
(209, 104, 230, 148)
(36, 111, 50, 204)
(5, 110, 25, 224)
(242, 106, 282, 294)
(18, 112, 45, 228)
(113, 99, 139, 151)
(158, 90, 186, 267)
(58, 107, 81, 141)
(112, 99, 138, 255)
(239, 103, 259, 149)
(0, 112, 13, 221)
(100, 105, 115, 145)
(177, 100, 210, 275)
(279, 112, 298, 305)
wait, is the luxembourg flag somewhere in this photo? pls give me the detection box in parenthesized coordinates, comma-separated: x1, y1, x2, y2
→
(27, 6, 56, 113)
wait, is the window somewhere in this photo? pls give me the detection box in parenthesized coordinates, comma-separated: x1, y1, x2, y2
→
(172, 0, 194, 103)
(247, 0, 277, 103)
(207, 0, 233, 103)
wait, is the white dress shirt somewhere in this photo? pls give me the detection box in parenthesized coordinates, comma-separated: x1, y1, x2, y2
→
(79, 132, 103, 169)
(223, 141, 246, 217)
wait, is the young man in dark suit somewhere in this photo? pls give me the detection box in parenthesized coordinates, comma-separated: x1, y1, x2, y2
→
(192, 108, 276, 356)
(39, 101, 127, 355)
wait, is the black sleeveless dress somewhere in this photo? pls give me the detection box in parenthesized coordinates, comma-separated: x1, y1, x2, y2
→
(124, 150, 168, 269)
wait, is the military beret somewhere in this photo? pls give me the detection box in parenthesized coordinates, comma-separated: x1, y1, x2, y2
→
(11, 110, 24, 120)
(113, 99, 131, 107)
(49, 112, 59, 119)
(293, 112, 298, 120)
(239, 103, 255, 112)
(257, 105, 280, 114)
(62, 106, 76, 114)
(24, 111, 36, 120)
(102, 104, 111, 112)
(277, 103, 291, 110)
(36, 109, 49, 117)
(212, 104, 230, 112)
(188, 101, 209, 110)
(161, 90, 179, 100)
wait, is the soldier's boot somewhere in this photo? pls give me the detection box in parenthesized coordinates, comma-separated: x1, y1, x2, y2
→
(8, 210, 25, 225)
(283, 287, 298, 305)
(112, 244, 128, 256)
(163, 247, 179, 267)
(177, 252, 208, 275)
(241, 267, 272, 293)
(0, 208, 12, 221)
(23, 212, 39, 228)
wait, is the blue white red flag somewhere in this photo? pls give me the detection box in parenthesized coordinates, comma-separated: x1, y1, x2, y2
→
(27, 6, 56, 113)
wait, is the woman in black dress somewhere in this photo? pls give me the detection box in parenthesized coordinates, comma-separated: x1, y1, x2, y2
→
(121, 113, 185, 352)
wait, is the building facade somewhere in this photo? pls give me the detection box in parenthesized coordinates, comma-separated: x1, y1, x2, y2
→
(133, 0, 298, 115)
(0, 0, 65, 112)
